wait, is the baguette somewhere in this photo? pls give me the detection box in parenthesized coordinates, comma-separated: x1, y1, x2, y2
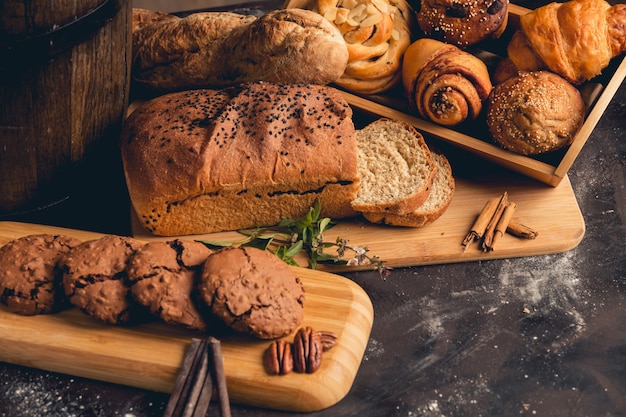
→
(131, 8, 349, 93)
(120, 83, 360, 236)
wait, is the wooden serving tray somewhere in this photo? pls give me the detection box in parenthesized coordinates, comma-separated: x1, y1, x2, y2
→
(284, 0, 626, 186)
(132, 172, 585, 271)
(0, 222, 374, 413)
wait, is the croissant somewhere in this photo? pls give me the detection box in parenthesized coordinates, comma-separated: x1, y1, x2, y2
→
(507, 0, 626, 85)
(401, 38, 493, 126)
(315, 0, 414, 94)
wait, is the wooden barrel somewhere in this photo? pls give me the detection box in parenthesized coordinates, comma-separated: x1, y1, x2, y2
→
(0, 0, 132, 215)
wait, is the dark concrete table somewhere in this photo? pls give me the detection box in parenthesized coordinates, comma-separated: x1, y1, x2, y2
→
(2, 2, 626, 416)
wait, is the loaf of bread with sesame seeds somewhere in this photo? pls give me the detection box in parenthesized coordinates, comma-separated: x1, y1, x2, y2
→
(131, 8, 349, 94)
(120, 82, 360, 236)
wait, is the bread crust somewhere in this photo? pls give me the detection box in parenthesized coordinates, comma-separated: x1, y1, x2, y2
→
(121, 83, 360, 236)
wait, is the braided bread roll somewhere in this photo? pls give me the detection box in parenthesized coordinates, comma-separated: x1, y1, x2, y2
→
(507, 0, 626, 85)
(315, 0, 415, 94)
(401, 38, 492, 126)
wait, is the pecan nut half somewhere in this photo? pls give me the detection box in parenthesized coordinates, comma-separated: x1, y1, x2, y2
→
(293, 326, 323, 374)
(264, 339, 293, 375)
(318, 330, 338, 352)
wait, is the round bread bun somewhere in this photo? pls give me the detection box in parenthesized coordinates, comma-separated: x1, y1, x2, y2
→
(197, 247, 305, 339)
(415, 0, 508, 47)
(486, 71, 585, 156)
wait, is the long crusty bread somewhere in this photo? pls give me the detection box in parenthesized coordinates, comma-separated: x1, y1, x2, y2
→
(362, 152, 455, 227)
(351, 118, 436, 215)
(121, 83, 360, 236)
(131, 8, 349, 92)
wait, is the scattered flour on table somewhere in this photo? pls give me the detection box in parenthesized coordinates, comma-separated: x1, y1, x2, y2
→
(405, 251, 586, 416)
(495, 250, 585, 332)
(0, 370, 159, 417)
(1, 375, 75, 417)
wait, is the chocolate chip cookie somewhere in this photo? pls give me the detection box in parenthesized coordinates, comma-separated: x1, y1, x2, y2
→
(126, 239, 212, 331)
(59, 235, 144, 325)
(0, 234, 82, 315)
(198, 246, 305, 339)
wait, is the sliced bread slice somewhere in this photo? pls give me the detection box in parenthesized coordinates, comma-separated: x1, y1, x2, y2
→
(351, 118, 436, 215)
(363, 152, 455, 227)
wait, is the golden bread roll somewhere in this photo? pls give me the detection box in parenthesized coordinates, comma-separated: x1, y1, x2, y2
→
(507, 0, 626, 85)
(402, 38, 492, 126)
(486, 71, 585, 155)
(414, 0, 509, 47)
(314, 0, 415, 94)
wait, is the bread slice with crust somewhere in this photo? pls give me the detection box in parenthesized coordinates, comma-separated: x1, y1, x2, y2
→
(351, 118, 436, 215)
(362, 151, 455, 227)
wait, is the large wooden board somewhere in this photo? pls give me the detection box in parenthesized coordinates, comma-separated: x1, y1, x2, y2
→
(0, 222, 374, 413)
(132, 173, 585, 272)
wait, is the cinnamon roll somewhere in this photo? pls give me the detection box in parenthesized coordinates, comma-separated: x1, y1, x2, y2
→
(401, 38, 493, 126)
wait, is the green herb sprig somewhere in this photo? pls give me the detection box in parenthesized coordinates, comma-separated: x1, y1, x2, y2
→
(197, 200, 391, 279)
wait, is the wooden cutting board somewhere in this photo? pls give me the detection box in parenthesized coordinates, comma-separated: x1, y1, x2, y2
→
(0, 222, 374, 413)
(131, 173, 585, 271)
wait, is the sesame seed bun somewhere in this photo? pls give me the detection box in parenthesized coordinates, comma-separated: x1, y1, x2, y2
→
(486, 71, 585, 156)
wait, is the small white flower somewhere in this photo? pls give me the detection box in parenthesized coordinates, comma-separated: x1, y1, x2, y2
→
(346, 257, 359, 266)
(353, 246, 367, 256)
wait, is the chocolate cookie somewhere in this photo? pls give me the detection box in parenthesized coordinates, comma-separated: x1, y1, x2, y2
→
(198, 247, 305, 339)
(59, 235, 144, 325)
(127, 239, 212, 331)
(0, 234, 82, 315)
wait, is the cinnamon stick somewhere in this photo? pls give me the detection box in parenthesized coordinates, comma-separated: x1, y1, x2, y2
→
(462, 196, 502, 249)
(507, 218, 538, 239)
(163, 337, 232, 417)
(209, 337, 231, 417)
(487, 201, 517, 251)
(185, 345, 211, 417)
(480, 192, 509, 251)
(164, 338, 208, 417)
